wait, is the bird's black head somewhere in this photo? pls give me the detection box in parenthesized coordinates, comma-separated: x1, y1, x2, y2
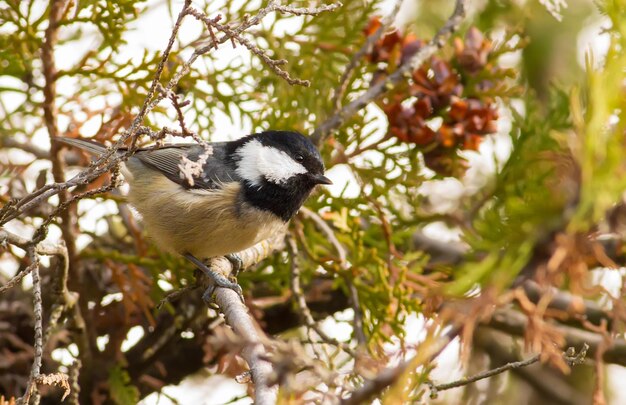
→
(229, 130, 331, 221)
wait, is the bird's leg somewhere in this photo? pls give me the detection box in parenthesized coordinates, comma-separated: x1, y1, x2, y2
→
(184, 253, 244, 303)
(225, 253, 244, 277)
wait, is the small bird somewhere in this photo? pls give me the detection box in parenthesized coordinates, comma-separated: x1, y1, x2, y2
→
(57, 131, 332, 301)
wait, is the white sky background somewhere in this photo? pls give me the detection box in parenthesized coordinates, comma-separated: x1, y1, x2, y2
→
(2, 0, 625, 404)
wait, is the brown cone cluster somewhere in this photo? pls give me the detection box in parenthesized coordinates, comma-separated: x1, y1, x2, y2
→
(364, 20, 512, 176)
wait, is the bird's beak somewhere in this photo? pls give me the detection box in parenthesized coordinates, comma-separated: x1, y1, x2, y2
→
(311, 174, 333, 185)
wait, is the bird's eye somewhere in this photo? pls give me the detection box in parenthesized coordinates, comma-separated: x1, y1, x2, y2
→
(295, 154, 304, 162)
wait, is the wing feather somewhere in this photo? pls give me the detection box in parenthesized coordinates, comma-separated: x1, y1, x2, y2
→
(132, 143, 238, 189)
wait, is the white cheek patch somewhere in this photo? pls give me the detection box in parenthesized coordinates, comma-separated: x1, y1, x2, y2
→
(235, 139, 307, 186)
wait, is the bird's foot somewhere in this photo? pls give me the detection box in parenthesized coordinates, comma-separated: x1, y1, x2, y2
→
(184, 253, 245, 304)
(200, 272, 244, 304)
(225, 253, 244, 277)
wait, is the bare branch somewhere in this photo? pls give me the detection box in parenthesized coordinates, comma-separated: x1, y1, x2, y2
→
(186, 7, 310, 86)
(179, 235, 287, 402)
(166, 89, 194, 137)
(126, 0, 193, 151)
(522, 280, 611, 328)
(210, 257, 277, 405)
(429, 343, 588, 397)
(156, 285, 198, 309)
(410, 231, 613, 330)
(66, 360, 81, 405)
(0, 229, 68, 290)
(42, 0, 80, 310)
(433, 356, 541, 394)
(0, 261, 38, 295)
(34, 374, 70, 402)
(235, 234, 287, 272)
(342, 321, 586, 404)
(346, 282, 366, 345)
(299, 207, 346, 263)
(274, 3, 343, 16)
(19, 249, 42, 405)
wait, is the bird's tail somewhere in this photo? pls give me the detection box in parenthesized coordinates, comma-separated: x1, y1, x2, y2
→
(56, 137, 133, 180)
(55, 137, 114, 155)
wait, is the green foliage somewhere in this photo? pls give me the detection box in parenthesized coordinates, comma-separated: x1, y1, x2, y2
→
(72, 0, 146, 47)
(0, 0, 153, 143)
(571, 1, 626, 230)
(448, 91, 570, 293)
(448, 2, 626, 295)
(180, 0, 384, 140)
(108, 365, 140, 405)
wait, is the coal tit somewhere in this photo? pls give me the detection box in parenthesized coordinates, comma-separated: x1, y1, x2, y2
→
(57, 131, 332, 300)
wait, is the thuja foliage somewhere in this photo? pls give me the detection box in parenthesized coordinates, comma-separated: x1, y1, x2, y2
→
(2, 0, 626, 403)
(452, 2, 626, 295)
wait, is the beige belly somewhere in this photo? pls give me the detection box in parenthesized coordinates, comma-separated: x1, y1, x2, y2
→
(124, 166, 286, 258)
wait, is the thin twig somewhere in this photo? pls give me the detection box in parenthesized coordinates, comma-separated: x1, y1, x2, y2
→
(0, 229, 67, 292)
(331, 0, 404, 110)
(160, 85, 214, 161)
(274, 3, 343, 16)
(346, 282, 366, 345)
(127, 0, 193, 151)
(299, 207, 367, 345)
(300, 207, 346, 263)
(30, 168, 121, 244)
(0, 261, 39, 294)
(166, 89, 193, 136)
(42, 0, 79, 307)
(40, 4, 85, 392)
(435, 355, 540, 393)
(157, 284, 199, 309)
(186, 7, 310, 86)
(43, 241, 72, 348)
(286, 235, 355, 356)
(340, 330, 458, 405)
(429, 343, 590, 396)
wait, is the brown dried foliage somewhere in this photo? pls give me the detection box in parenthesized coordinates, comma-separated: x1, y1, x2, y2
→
(364, 21, 515, 176)
(35, 373, 71, 401)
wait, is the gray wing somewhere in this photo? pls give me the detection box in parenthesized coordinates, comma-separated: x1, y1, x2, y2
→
(132, 142, 239, 189)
